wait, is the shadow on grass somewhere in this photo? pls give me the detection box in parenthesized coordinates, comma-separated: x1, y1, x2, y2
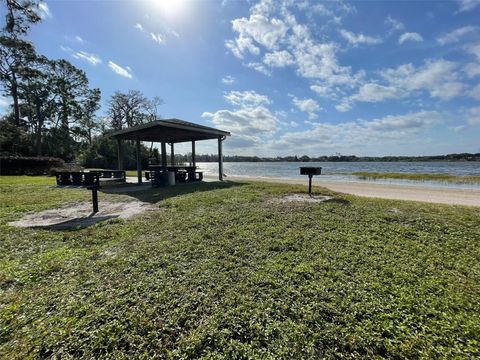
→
(324, 198, 351, 206)
(100, 180, 247, 204)
(37, 215, 119, 231)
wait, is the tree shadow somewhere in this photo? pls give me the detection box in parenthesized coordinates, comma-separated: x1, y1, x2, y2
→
(100, 180, 247, 204)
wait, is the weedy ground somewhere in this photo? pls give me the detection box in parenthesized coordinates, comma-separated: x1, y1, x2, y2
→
(1, 176, 479, 359)
(351, 172, 480, 184)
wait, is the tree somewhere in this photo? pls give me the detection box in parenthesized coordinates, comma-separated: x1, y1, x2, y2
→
(108, 90, 162, 130)
(0, 35, 36, 126)
(20, 55, 55, 155)
(3, 0, 41, 35)
(48, 59, 95, 159)
(0, 0, 41, 126)
(76, 88, 101, 145)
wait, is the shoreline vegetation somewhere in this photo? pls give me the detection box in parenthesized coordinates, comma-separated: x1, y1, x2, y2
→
(1, 176, 479, 357)
(170, 153, 480, 163)
(350, 172, 480, 184)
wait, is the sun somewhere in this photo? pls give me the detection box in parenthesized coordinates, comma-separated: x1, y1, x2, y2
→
(154, 0, 190, 20)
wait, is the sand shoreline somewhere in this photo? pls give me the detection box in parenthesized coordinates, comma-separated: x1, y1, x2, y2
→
(215, 175, 480, 207)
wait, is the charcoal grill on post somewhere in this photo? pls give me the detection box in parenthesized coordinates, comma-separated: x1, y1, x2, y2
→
(300, 167, 322, 195)
(56, 172, 101, 213)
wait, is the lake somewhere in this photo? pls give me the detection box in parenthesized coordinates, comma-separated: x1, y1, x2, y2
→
(196, 161, 480, 189)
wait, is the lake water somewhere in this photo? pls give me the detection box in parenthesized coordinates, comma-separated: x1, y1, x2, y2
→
(196, 161, 480, 189)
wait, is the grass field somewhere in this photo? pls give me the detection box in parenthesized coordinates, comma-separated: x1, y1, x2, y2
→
(1, 176, 479, 358)
(351, 172, 480, 184)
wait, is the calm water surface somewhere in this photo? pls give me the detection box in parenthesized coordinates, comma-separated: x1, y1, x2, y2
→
(196, 162, 480, 189)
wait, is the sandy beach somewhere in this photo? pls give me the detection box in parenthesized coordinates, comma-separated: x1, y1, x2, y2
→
(217, 175, 480, 207)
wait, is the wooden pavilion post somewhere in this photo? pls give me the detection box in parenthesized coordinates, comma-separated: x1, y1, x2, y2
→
(218, 136, 224, 181)
(170, 143, 175, 165)
(135, 139, 142, 184)
(161, 142, 167, 170)
(116, 138, 123, 170)
(191, 140, 196, 167)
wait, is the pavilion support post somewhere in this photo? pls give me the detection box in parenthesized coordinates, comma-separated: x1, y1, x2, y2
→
(170, 143, 175, 165)
(218, 136, 224, 181)
(136, 139, 142, 184)
(116, 138, 123, 170)
(191, 140, 196, 167)
(161, 142, 167, 170)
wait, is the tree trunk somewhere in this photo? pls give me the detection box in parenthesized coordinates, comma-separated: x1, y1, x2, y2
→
(35, 100, 43, 156)
(11, 74, 20, 126)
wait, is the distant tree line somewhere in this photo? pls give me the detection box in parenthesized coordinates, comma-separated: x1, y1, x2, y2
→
(176, 153, 480, 163)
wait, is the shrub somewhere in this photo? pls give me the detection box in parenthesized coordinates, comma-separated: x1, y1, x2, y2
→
(0, 119, 33, 156)
(0, 156, 65, 175)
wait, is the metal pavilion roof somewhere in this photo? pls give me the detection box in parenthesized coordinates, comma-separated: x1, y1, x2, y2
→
(109, 119, 230, 143)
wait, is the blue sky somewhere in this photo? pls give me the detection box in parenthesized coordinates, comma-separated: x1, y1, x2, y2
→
(2, 0, 480, 156)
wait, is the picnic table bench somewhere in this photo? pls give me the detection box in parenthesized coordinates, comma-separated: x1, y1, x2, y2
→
(146, 166, 203, 187)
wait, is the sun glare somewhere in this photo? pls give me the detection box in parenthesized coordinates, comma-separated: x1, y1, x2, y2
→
(154, 0, 190, 20)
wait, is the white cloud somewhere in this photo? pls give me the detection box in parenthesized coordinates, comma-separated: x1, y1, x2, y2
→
(466, 106, 480, 125)
(464, 63, 480, 77)
(380, 59, 464, 100)
(202, 106, 278, 136)
(225, 2, 365, 99)
(168, 29, 180, 38)
(361, 110, 442, 132)
(151, 32, 165, 44)
(449, 125, 466, 132)
(292, 96, 321, 119)
(229, 14, 288, 53)
(385, 16, 404, 34)
(437, 26, 477, 45)
(466, 43, 480, 59)
(0, 95, 11, 112)
(268, 110, 443, 155)
(38, 2, 51, 19)
(224, 90, 271, 108)
(108, 61, 133, 79)
(398, 32, 424, 44)
(225, 37, 260, 59)
(60, 45, 72, 52)
(135, 23, 177, 45)
(65, 35, 85, 43)
(263, 50, 294, 67)
(468, 83, 480, 100)
(340, 29, 382, 46)
(221, 75, 235, 85)
(72, 51, 102, 66)
(354, 83, 405, 102)
(457, 0, 480, 12)
(310, 84, 337, 99)
(245, 61, 271, 75)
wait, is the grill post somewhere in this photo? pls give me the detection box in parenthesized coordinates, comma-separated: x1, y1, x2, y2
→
(92, 187, 99, 213)
(300, 167, 322, 196)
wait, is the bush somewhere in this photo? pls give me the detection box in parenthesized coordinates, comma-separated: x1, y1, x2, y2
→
(0, 156, 65, 175)
(0, 119, 33, 156)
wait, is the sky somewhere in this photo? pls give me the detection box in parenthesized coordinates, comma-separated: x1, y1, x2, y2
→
(2, 0, 480, 156)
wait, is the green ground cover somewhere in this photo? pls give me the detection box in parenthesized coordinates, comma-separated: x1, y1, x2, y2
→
(351, 172, 480, 184)
(1, 176, 479, 358)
